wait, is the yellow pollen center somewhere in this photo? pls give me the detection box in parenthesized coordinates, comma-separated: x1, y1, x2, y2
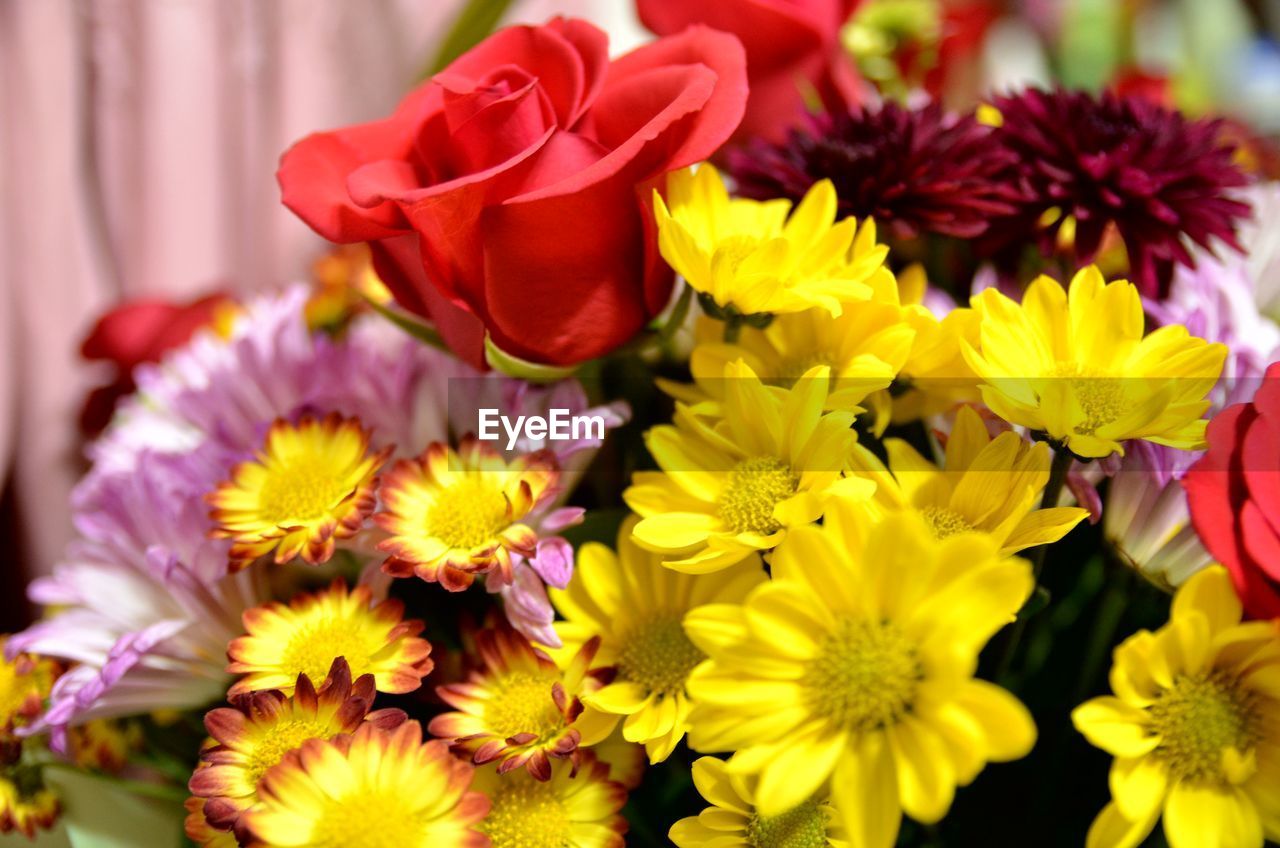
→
(280, 619, 377, 686)
(427, 478, 511, 550)
(1048, 364, 1125, 435)
(718, 457, 800, 535)
(257, 463, 350, 525)
(802, 618, 921, 732)
(244, 717, 335, 789)
(617, 615, 706, 696)
(920, 506, 975, 540)
(746, 800, 830, 848)
(1148, 671, 1262, 784)
(482, 673, 566, 741)
(480, 778, 570, 848)
(313, 789, 423, 848)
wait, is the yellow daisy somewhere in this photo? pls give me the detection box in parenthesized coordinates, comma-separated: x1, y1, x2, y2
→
(227, 579, 432, 697)
(240, 721, 489, 848)
(209, 413, 389, 570)
(375, 438, 557, 591)
(669, 756, 848, 848)
(546, 517, 767, 763)
(190, 658, 404, 836)
(654, 164, 887, 324)
(662, 265, 914, 419)
(429, 627, 615, 780)
(624, 361, 873, 573)
(849, 404, 1088, 554)
(684, 511, 1037, 847)
(962, 265, 1227, 458)
(473, 755, 628, 848)
(1073, 565, 1280, 848)
(0, 773, 58, 839)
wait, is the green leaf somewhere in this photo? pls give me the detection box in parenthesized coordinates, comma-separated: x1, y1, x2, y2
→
(429, 0, 517, 75)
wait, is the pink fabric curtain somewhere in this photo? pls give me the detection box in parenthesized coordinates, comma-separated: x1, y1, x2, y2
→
(0, 0, 637, 590)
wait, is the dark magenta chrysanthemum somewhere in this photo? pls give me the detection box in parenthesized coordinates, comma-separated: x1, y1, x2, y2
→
(726, 101, 1021, 240)
(985, 87, 1252, 297)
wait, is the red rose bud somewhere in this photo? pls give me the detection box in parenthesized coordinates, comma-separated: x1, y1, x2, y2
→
(1185, 363, 1280, 619)
(79, 293, 232, 436)
(638, 0, 863, 143)
(278, 18, 748, 369)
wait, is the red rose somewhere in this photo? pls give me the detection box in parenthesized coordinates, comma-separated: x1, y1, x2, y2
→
(79, 294, 232, 437)
(1185, 363, 1280, 619)
(636, 0, 862, 143)
(278, 18, 747, 368)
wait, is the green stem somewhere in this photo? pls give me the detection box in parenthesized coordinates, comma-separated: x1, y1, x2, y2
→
(722, 316, 742, 343)
(994, 444, 1074, 684)
(657, 283, 694, 344)
(1070, 562, 1134, 704)
(43, 762, 189, 805)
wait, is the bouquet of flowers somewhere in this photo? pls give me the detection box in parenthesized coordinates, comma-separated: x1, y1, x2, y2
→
(5, 2, 1280, 847)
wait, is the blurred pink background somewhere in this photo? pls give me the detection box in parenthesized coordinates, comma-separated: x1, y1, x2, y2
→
(0, 0, 646, 614)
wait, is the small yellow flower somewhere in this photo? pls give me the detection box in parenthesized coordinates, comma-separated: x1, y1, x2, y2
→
(473, 755, 628, 848)
(670, 756, 848, 848)
(962, 266, 1227, 458)
(684, 510, 1036, 847)
(429, 628, 614, 780)
(190, 658, 404, 835)
(240, 721, 489, 848)
(546, 517, 766, 763)
(850, 404, 1088, 554)
(67, 719, 141, 773)
(376, 438, 557, 591)
(654, 164, 887, 319)
(0, 773, 59, 839)
(209, 413, 389, 570)
(1072, 566, 1280, 848)
(625, 361, 873, 573)
(227, 579, 432, 697)
(663, 266, 914, 419)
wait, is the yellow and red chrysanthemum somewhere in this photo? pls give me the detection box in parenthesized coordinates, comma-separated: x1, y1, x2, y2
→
(670, 756, 848, 848)
(209, 413, 389, 569)
(0, 640, 58, 737)
(376, 438, 558, 591)
(849, 404, 1088, 554)
(227, 579, 432, 697)
(625, 361, 872, 572)
(430, 627, 614, 780)
(547, 517, 766, 762)
(190, 658, 404, 837)
(1073, 566, 1280, 848)
(185, 795, 238, 848)
(0, 774, 59, 839)
(684, 510, 1037, 847)
(473, 754, 629, 848)
(240, 721, 489, 848)
(67, 719, 141, 773)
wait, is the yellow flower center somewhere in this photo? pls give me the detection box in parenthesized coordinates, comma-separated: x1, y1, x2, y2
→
(1148, 671, 1262, 784)
(618, 615, 706, 696)
(244, 717, 335, 789)
(280, 619, 376, 687)
(718, 457, 800, 535)
(482, 673, 565, 741)
(257, 463, 350, 525)
(802, 618, 921, 732)
(920, 506, 975, 540)
(426, 478, 511, 550)
(480, 778, 571, 848)
(0, 661, 34, 728)
(1048, 364, 1124, 435)
(746, 800, 829, 848)
(313, 789, 424, 848)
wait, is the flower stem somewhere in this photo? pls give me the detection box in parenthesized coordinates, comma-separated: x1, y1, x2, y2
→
(993, 444, 1074, 684)
(722, 316, 742, 343)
